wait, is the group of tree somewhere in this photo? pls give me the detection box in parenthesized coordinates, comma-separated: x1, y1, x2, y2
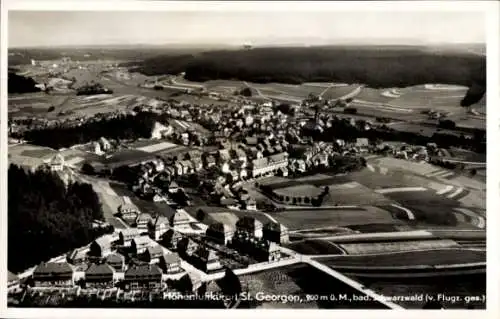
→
(21, 111, 159, 149)
(301, 116, 486, 153)
(8, 72, 41, 94)
(8, 164, 106, 273)
(132, 46, 485, 106)
(76, 82, 113, 95)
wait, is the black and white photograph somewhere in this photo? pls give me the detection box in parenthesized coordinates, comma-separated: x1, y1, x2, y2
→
(1, 0, 498, 317)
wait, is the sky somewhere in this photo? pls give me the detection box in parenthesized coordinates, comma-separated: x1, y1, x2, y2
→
(8, 11, 486, 47)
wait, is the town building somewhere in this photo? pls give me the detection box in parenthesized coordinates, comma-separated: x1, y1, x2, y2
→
(144, 244, 164, 264)
(177, 237, 199, 257)
(136, 213, 153, 233)
(169, 210, 191, 227)
(131, 236, 155, 255)
(206, 222, 235, 245)
(263, 222, 290, 244)
(161, 229, 183, 250)
(118, 228, 142, 246)
(105, 252, 125, 271)
(32, 262, 75, 288)
(89, 235, 113, 257)
(124, 264, 163, 291)
(67, 248, 88, 265)
(85, 263, 115, 289)
(250, 152, 289, 178)
(49, 154, 65, 172)
(236, 216, 263, 238)
(194, 247, 223, 272)
(148, 215, 169, 241)
(159, 253, 182, 274)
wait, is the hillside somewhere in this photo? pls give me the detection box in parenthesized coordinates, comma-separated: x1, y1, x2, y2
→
(132, 45, 486, 104)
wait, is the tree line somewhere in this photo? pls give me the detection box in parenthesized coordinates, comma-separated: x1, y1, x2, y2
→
(21, 112, 160, 149)
(8, 72, 41, 94)
(8, 165, 106, 272)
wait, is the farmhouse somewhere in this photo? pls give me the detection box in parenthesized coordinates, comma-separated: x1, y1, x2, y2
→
(124, 264, 163, 291)
(32, 262, 75, 288)
(178, 237, 199, 257)
(85, 263, 115, 288)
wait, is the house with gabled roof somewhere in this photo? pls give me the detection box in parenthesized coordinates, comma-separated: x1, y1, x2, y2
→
(148, 215, 169, 241)
(124, 264, 163, 291)
(144, 244, 164, 264)
(85, 263, 115, 288)
(161, 229, 183, 250)
(136, 213, 153, 233)
(118, 228, 142, 246)
(206, 222, 235, 245)
(236, 216, 263, 238)
(32, 262, 75, 287)
(105, 252, 125, 271)
(131, 236, 155, 255)
(169, 210, 191, 227)
(159, 253, 182, 274)
(89, 235, 113, 257)
(177, 237, 198, 257)
(194, 247, 223, 273)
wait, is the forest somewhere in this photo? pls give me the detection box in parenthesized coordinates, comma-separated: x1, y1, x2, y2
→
(133, 46, 483, 88)
(21, 112, 161, 149)
(8, 72, 41, 94)
(8, 165, 107, 272)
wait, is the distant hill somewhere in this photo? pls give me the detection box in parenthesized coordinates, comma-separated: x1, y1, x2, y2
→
(131, 45, 486, 106)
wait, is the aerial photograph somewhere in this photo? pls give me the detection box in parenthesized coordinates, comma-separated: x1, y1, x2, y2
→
(5, 7, 487, 310)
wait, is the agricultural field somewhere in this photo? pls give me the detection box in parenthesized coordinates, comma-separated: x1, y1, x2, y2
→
(183, 206, 273, 227)
(354, 87, 399, 104)
(285, 239, 346, 255)
(238, 264, 386, 309)
(271, 206, 395, 230)
(320, 84, 361, 100)
(322, 182, 392, 206)
(316, 248, 484, 267)
(334, 239, 459, 255)
(8, 93, 68, 116)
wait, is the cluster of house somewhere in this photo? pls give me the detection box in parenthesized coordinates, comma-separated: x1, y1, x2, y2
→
(206, 217, 289, 262)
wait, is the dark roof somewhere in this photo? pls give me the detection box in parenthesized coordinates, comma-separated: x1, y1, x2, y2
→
(120, 228, 141, 239)
(236, 216, 263, 230)
(85, 263, 115, 276)
(125, 264, 163, 278)
(264, 221, 288, 232)
(33, 262, 74, 275)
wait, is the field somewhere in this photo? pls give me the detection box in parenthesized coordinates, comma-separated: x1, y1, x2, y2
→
(334, 239, 459, 255)
(237, 263, 386, 309)
(285, 239, 346, 255)
(271, 206, 395, 230)
(320, 84, 361, 100)
(316, 248, 485, 267)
